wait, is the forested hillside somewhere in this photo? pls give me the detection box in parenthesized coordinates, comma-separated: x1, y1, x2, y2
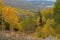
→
(0, 0, 60, 39)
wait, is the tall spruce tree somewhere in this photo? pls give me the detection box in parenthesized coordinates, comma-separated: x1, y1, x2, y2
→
(53, 0, 60, 34)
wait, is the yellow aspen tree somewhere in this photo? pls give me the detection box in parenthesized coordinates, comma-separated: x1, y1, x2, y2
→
(2, 6, 19, 31)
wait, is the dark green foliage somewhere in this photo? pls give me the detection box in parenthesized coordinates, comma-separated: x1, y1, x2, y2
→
(0, 21, 2, 25)
(0, 14, 2, 25)
(37, 11, 44, 27)
(5, 22, 10, 31)
(14, 28, 18, 32)
(21, 17, 37, 34)
(53, 0, 60, 33)
(13, 25, 19, 32)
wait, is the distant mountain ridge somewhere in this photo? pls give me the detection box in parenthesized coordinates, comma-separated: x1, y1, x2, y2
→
(30, 1, 54, 6)
(3, 0, 55, 11)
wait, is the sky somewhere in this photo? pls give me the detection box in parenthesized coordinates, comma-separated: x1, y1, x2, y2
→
(3, 0, 56, 2)
(46, 0, 56, 2)
(27, 0, 56, 1)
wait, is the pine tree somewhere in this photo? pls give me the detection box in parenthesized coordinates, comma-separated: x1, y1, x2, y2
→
(53, 0, 60, 34)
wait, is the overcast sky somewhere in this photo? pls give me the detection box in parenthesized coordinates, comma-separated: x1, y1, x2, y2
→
(46, 0, 56, 1)
(3, 0, 56, 2)
(26, 0, 56, 1)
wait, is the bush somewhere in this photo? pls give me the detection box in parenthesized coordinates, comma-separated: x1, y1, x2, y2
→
(20, 17, 37, 34)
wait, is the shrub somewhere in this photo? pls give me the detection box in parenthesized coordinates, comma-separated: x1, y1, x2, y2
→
(20, 17, 37, 34)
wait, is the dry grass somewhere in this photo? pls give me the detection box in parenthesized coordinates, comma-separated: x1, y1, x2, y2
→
(0, 31, 60, 40)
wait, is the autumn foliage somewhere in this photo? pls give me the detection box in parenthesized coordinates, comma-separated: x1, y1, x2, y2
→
(0, 0, 60, 38)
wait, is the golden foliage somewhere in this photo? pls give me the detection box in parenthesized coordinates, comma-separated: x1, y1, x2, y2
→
(47, 7, 54, 15)
(41, 7, 54, 15)
(33, 27, 42, 37)
(36, 16, 40, 26)
(0, 0, 2, 3)
(1, 1, 58, 38)
(2, 6, 19, 25)
(41, 19, 55, 35)
(41, 8, 54, 19)
(41, 9, 47, 16)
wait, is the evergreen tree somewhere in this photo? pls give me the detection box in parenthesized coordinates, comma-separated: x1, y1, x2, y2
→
(37, 8, 45, 27)
(38, 11, 43, 27)
(53, 0, 60, 34)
